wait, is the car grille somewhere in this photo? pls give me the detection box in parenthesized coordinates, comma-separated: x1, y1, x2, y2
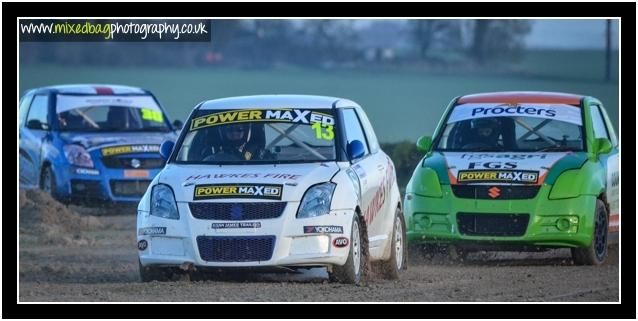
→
(197, 235, 276, 262)
(102, 157, 165, 169)
(451, 185, 540, 200)
(189, 202, 287, 220)
(70, 179, 102, 196)
(457, 213, 529, 237)
(109, 180, 151, 197)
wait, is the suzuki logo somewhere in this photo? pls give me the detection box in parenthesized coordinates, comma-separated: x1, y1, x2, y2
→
(488, 187, 501, 199)
(130, 158, 141, 168)
(230, 204, 243, 220)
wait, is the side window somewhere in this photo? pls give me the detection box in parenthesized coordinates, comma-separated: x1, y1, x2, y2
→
(19, 94, 34, 127)
(25, 95, 50, 129)
(589, 105, 609, 139)
(598, 106, 618, 147)
(342, 108, 370, 157)
(354, 107, 380, 154)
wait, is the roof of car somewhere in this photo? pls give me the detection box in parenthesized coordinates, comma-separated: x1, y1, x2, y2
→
(457, 91, 584, 105)
(30, 84, 147, 95)
(198, 95, 360, 110)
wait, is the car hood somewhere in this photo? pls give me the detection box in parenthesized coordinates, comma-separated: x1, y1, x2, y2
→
(440, 152, 580, 185)
(60, 131, 176, 154)
(157, 162, 340, 202)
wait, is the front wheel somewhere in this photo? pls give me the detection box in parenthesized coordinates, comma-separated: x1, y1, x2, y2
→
(40, 165, 70, 204)
(329, 215, 366, 285)
(572, 199, 609, 265)
(378, 207, 407, 279)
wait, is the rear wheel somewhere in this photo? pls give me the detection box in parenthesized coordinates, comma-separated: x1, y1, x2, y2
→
(329, 215, 366, 285)
(572, 200, 609, 265)
(378, 207, 407, 279)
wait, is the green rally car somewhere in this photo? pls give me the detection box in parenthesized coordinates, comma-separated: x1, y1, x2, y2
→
(404, 92, 619, 265)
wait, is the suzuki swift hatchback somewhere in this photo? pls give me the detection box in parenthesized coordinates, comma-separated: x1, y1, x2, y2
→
(404, 92, 619, 265)
(18, 84, 180, 205)
(137, 95, 405, 284)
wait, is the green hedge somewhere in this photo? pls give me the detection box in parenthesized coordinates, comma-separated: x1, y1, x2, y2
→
(380, 141, 423, 192)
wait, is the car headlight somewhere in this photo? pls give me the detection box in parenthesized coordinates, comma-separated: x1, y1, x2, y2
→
(63, 144, 94, 168)
(297, 182, 336, 218)
(150, 184, 179, 220)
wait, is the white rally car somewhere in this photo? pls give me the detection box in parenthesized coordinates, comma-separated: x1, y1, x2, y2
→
(137, 95, 405, 284)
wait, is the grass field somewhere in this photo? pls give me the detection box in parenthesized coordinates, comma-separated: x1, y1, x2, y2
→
(19, 50, 619, 142)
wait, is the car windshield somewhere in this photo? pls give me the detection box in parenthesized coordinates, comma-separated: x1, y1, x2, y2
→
(175, 108, 337, 164)
(56, 94, 170, 132)
(435, 103, 585, 152)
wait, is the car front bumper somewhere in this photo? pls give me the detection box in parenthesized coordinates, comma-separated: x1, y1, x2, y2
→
(404, 185, 596, 248)
(55, 165, 161, 204)
(137, 201, 355, 268)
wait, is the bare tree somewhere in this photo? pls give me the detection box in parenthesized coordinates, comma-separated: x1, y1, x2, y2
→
(410, 20, 461, 59)
(468, 19, 532, 64)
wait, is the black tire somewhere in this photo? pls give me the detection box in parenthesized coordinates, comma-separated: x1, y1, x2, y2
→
(139, 259, 172, 282)
(40, 165, 69, 205)
(329, 215, 366, 285)
(40, 165, 56, 197)
(572, 199, 609, 265)
(378, 207, 407, 279)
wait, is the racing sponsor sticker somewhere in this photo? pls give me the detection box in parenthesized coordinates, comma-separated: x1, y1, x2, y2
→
(457, 170, 539, 184)
(101, 144, 160, 156)
(124, 169, 149, 178)
(211, 222, 261, 229)
(138, 227, 167, 235)
(56, 95, 161, 114)
(185, 173, 301, 181)
(75, 168, 100, 175)
(193, 183, 283, 200)
(447, 103, 582, 126)
(304, 225, 344, 234)
(137, 240, 148, 250)
(189, 108, 335, 131)
(443, 152, 568, 186)
(332, 237, 349, 248)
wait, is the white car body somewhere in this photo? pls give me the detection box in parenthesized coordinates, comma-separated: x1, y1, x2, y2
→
(137, 95, 401, 274)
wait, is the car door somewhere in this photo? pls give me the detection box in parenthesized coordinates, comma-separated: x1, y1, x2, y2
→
(20, 94, 51, 187)
(19, 93, 35, 186)
(590, 104, 619, 233)
(340, 108, 385, 241)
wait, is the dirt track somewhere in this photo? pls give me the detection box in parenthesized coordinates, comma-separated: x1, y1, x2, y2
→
(18, 190, 619, 302)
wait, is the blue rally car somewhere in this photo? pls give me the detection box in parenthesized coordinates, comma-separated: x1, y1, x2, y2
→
(19, 84, 180, 205)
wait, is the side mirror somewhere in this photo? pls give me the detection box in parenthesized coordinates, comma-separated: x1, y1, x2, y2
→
(416, 135, 433, 153)
(347, 140, 366, 160)
(26, 119, 46, 130)
(594, 138, 612, 155)
(172, 120, 183, 131)
(159, 140, 175, 160)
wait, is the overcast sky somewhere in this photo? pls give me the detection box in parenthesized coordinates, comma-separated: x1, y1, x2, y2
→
(526, 19, 618, 49)
(350, 19, 619, 50)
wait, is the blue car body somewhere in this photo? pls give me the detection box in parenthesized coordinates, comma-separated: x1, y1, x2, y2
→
(19, 84, 179, 204)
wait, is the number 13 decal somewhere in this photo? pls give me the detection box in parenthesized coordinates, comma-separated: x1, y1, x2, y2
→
(311, 122, 335, 140)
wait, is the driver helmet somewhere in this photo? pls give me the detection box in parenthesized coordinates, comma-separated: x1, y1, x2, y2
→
(219, 123, 251, 147)
(472, 118, 500, 138)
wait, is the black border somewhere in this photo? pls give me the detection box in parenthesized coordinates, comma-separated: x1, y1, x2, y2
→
(5, 1, 635, 319)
